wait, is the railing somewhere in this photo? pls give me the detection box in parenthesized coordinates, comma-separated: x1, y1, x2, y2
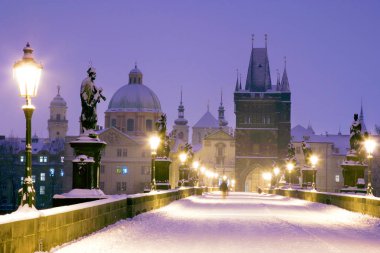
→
(0, 187, 215, 253)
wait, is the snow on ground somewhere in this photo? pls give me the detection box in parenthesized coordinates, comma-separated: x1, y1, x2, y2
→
(50, 192, 380, 253)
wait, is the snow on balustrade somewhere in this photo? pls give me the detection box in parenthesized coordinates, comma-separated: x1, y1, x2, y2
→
(51, 192, 380, 253)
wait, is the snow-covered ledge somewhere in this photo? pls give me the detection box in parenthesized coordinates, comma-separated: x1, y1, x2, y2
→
(265, 188, 380, 218)
(0, 187, 212, 253)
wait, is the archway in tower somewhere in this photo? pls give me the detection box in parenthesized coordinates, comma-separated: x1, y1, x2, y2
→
(244, 166, 267, 192)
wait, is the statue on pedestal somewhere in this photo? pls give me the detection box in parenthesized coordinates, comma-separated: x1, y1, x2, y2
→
(349, 113, 362, 153)
(80, 67, 106, 133)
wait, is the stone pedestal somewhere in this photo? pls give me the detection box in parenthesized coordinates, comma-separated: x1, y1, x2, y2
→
(341, 150, 367, 193)
(155, 158, 171, 190)
(301, 166, 316, 188)
(70, 133, 107, 189)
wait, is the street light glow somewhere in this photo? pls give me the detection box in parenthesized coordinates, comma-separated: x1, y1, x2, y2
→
(179, 152, 188, 164)
(310, 155, 319, 167)
(364, 139, 377, 158)
(273, 167, 280, 176)
(149, 135, 160, 155)
(262, 172, 272, 181)
(286, 162, 294, 171)
(192, 161, 200, 170)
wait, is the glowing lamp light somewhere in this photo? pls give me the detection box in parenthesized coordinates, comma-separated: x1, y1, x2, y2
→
(13, 43, 43, 99)
(231, 179, 236, 186)
(200, 166, 206, 174)
(262, 172, 272, 181)
(310, 155, 319, 167)
(286, 162, 294, 172)
(192, 161, 200, 170)
(179, 152, 188, 164)
(273, 167, 280, 176)
(223, 175, 227, 181)
(149, 135, 160, 155)
(364, 139, 377, 158)
(214, 172, 219, 179)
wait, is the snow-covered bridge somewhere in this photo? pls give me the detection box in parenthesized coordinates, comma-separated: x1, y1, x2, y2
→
(52, 192, 380, 253)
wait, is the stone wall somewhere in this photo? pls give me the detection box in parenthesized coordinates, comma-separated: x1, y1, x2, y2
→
(266, 189, 380, 218)
(0, 187, 212, 253)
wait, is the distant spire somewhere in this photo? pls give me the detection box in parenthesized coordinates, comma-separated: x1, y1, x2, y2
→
(280, 56, 290, 92)
(359, 99, 367, 133)
(57, 85, 61, 95)
(251, 34, 254, 49)
(174, 87, 187, 126)
(207, 100, 210, 112)
(307, 121, 315, 135)
(265, 34, 268, 48)
(235, 69, 239, 91)
(338, 125, 342, 135)
(218, 89, 228, 127)
(239, 73, 242, 90)
(135, 61, 137, 68)
(276, 69, 281, 91)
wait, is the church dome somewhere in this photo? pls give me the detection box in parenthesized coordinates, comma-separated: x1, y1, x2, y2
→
(107, 65, 161, 113)
(50, 88, 67, 107)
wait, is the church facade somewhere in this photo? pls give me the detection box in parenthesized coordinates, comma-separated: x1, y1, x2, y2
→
(234, 40, 291, 191)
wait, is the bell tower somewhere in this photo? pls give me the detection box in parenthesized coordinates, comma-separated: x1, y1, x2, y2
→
(48, 86, 68, 139)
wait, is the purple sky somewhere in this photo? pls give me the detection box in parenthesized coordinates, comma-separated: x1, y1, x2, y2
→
(1, 0, 380, 138)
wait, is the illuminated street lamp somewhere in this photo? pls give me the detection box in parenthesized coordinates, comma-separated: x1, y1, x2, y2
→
(273, 167, 280, 188)
(149, 135, 160, 191)
(286, 162, 294, 189)
(179, 152, 188, 187)
(310, 155, 319, 191)
(192, 160, 200, 186)
(364, 138, 376, 196)
(262, 172, 272, 188)
(13, 43, 42, 208)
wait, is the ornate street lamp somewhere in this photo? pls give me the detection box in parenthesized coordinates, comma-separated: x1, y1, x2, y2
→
(179, 152, 188, 187)
(310, 155, 319, 191)
(149, 135, 160, 191)
(286, 162, 294, 189)
(364, 138, 376, 196)
(273, 167, 280, 188)
(13, 43, 43, 208)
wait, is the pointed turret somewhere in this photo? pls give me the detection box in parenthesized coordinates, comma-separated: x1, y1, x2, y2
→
(218, 90, 228, 127)
(307, 121, 315, 135)
(276, 69, 281, 91)
(235, 70, 239, 91)
(174, 88, 188, 126)
(245, 35, 272, 92)
(280, 57, 290, 92)
(359, 100, 367, 133)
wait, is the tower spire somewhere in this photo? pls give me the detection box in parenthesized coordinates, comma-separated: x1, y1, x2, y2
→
(57, 85, 61, 95)
(239, 73, 242, 90)
(174, 87, 187, 126)
(280, 56, 290, 92)
(218, 88, 228, 127)
(251, 34, 254, 49)
(265, 34, 268, 48)
(235, 69, 239, 91)
(276, 69, 281, 91)
(359, 99, 367, 133)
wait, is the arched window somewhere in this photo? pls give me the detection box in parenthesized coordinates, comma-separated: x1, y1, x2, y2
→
(127, 119, 134, 131)
(146, 119, 153, 131)
(56, 114, 61, 120)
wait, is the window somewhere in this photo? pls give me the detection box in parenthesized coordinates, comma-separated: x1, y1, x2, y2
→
(122, 166, 128, 175)
(335, 175, 340, 182)
(141, 166, 150, 175)
(40, 186, 45, 195)
(116, 182, 121, 191)
(40, 173, 45, 181)
(39, 156, 48, 163)
(116, 167, 122, 174)
(20, 177, 24, 185)
(117, 148, 122, 157)
(146, 119, 153, 132)
(50, 168, 55, 176)
(111, 119, 117, 127)
(61, 156, 64, 163)
(100, 165, 105, 174)
(121, 182, 127, 191)
(123, 148, 128, 157)
(99, 181, 105, 190)
(127, 119, 134, 131)
(20, 156, 24, 163)
(60, 169, 64, 177)
(32, 175, 36, 183)
(56, 114, 61, 120)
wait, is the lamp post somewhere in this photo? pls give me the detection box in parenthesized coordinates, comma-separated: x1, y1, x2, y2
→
(286, 162, 294, 189)
(310, 155, 319, 191)
(13, 43, 42, 208)
(149, 135, 160, 191)
(364, 138, 376, 196)
(273, 167, 280, 188)
(179, 152, 187, 187)
(192, 160, 200, 186)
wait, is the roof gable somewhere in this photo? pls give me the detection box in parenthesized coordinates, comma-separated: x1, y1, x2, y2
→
(204, 129, 234, 141)
(193, 111, 219, 128)
(99, 127, 139, 146)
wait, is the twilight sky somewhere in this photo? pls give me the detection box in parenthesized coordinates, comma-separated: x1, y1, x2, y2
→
(1, 0, 380, 138)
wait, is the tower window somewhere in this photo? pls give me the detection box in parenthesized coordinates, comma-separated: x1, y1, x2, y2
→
(56, 131, 60, 136)
(56, 114, 61, 120)
(146, 119, 153, 131)
(127, 119, 134, 131)
(111, 119, 117, 127)
(40, 186, 45, 195)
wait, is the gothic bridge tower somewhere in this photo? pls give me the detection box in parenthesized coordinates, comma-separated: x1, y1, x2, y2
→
(234, 36, 291, 191)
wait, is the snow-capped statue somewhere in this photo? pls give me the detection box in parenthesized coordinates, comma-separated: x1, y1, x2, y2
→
(80, 67, 106, 133)
(286, 142, 297, 164)
(155, 114, 171, 158)
(349, 113, 362, 152)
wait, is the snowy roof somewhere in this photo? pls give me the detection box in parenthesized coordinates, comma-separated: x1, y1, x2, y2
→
(193, 111, 219, 128)
(291, 125, 350, 155)
(0, 136, 65, 155)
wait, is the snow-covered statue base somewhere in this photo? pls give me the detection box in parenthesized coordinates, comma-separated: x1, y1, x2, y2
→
(340, 150, 367, 193)
(69, 131, 107, 190)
